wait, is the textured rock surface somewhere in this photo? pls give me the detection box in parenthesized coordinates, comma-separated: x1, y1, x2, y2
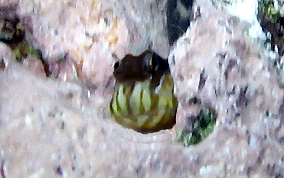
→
(1, 0, 284, 177)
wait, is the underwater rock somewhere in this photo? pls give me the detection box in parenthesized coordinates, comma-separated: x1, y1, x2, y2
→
(0, 0, 284, 177)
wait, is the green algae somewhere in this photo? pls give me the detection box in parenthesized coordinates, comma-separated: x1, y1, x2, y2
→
(13, 39, 43, 63)
(177, 108, 216, 147)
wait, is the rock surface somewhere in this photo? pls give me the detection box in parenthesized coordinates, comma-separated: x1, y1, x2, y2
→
(0, 0, 284, 177)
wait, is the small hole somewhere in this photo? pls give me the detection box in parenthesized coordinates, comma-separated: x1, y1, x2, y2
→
(55, 166, 63, 175)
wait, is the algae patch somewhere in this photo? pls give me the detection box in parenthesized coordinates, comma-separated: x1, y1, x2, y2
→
(177, 108, 216, 146)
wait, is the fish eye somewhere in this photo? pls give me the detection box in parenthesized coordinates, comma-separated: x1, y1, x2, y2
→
(144, 52, 160, 72)
(151, 55, 160, 71)
(114, 61, 120, 70)
(149, 53, 161, 72)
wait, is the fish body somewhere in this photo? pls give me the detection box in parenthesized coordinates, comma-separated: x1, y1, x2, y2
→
(109, 51, 177, 133)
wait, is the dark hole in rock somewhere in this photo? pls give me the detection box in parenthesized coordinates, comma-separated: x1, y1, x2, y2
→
(216, 52, 227, 67)
(198, 69, 206, 91)
(109, 51, 177, 134)
(0, 59, 5, 69)
(166, 0, 194, 46)
(216, 52, 227, 59)
(236, 86, 249, 107)
(265, 110, 270, 116)
(67, 92, 74, 99)
(55, 166, 63, 175)
(188, 96, 201, 105)
(275, 173, 284, 178)
(0, 5, 51, 77)
(224, 59, 237, 81)
(267, 163, 276, 176)
(225, 27, 232, 34)
(257, 0, 284, 72)
(277, 136, 284, 144)
(228, 59, 237, 68)
(280, 17, 284, 27)
(177, 73, 184, 81)
(30, 106, 35, 112)
(61, 121, 65, 130)
(245, 129, 250, 134)
(264, 134, 267, 139)
(0, 7, 24, 46)
(278, 101, 284, 123)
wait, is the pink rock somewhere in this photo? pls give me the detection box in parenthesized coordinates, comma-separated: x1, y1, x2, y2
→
(22, 55, 46, 77)
(0, 0, 284, 177)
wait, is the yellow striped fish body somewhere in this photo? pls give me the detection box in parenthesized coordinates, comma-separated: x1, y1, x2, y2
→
(109, 51, 177, 133)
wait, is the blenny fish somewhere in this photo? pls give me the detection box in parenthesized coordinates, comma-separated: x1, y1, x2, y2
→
(109, 50, 177, 133)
